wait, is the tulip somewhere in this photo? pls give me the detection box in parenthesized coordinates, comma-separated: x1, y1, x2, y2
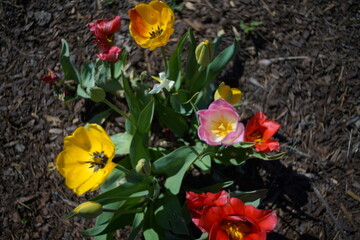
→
(88, 16, 121, 50)
(186, 191, 278, 240)
(56, 124, 116, 195)
(214, 82, 242, 105)
(96, 46, 122, 63)
(197, 99, 245, 146)
(129, 1, 175, 50)
(245, 112, 280, 152)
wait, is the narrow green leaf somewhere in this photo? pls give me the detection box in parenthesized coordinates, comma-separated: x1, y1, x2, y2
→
(184, 30, 198, 88)
(100, 167, 126, 192)
(168, 30, 190, 89)
(197, 181, 234, 193)
(233, 142, 256, 148)
(81, 62, 95, 88)
(130, 131, 150, 168)
(137, 98, 154, 134)
(90, 177, 150, 205)
(59, 39, 80, 83)
(155, 100, 188, 138)
(155, 194, 189, 235)
(88, 109, 112, 125)
(191, 41, 238, 93)
(129, 212, 144, 240)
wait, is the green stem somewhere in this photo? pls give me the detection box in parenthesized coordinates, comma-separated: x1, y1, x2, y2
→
(115, 164, 130, 175)
(189, 66, 205, 91)
(103, 207, 143, 214)
(160, 46, 168, 73)
(102, 98, 137, 127)
(110, 62, 115, 81)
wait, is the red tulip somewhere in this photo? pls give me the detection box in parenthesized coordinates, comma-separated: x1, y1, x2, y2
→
(201, 198, 277, 240)
(186, 191, 229, 231)
(88, 16, 121, 50)
(96, 46, 121, 63)
(245, 112, 280, 152)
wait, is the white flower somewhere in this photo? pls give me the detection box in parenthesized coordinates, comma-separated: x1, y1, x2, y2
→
(148, 72, 175, 94)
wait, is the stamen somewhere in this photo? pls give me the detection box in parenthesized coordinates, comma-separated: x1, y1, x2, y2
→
(86, 151, 108, 172)
(149, 26, 163, 39)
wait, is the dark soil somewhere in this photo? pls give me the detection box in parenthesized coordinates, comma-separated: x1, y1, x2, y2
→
(1, 0, 359, 239)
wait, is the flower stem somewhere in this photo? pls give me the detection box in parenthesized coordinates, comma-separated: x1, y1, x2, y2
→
(102, 207, 143, 213)
(115, 164, 130, 174)
(160, 46, 168, 74)
(110, 62, 115, 81)
(102, 98, 137, 127)
(189, 65, 205, 91)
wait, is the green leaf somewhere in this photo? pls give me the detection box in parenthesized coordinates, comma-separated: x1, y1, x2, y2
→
(215, 146, 250, 165)
(94, 233, 113, 240)
(250, 151, 286, 160)
(168, 30, 190, 89)
(230, 189, 268, 208)
(184, 30, 198, 88)
(122, 73, 142, 119)
(152, 146, 203, 194)
(191, 41, 238, 93)
(143, 229, 159, 240)
(90, 177, 150, 205)
(81, 62, 95, 88)
(137, 98, 154, 134)
(155, 99, 188, 138)
(155, 193, 189, 235)
(110, 133, 133, 155)
(88, 109, 112, 125)
(100, 167, 126, 192)
(76, 85, 90, 98)
(130, 131, 150, 168)
(129, 212, 144, 240)
(170, 90, 193, 115)
(197, 181, 234, 193)
(233, 142, 256, 148)
(59, 39, 80, 83)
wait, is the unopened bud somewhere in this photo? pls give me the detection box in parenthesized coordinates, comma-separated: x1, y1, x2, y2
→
(135, 159, 151, 176)
(89, 86, 106, 102)
(195, 40, 213, 67)
(73, 201, 103, 219)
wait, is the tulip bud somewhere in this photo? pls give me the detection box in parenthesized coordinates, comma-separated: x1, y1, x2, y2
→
(89, 86, 106, 102)
(135, 159, 151, 176)
(73, 201, 103, 219)
(195, 40, 213, 66)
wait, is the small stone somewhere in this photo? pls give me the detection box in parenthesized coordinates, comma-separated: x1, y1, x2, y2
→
(15, 143, 26, 153)
(34, 11, 52, 27)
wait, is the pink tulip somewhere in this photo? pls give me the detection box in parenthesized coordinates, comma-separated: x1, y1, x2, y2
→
(197, 99, 245, 145)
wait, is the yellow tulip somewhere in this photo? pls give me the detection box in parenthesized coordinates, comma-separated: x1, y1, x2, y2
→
(214, 82, 243, 105)
(129, 1, 175, 51)
(56, 124, 116, 195)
